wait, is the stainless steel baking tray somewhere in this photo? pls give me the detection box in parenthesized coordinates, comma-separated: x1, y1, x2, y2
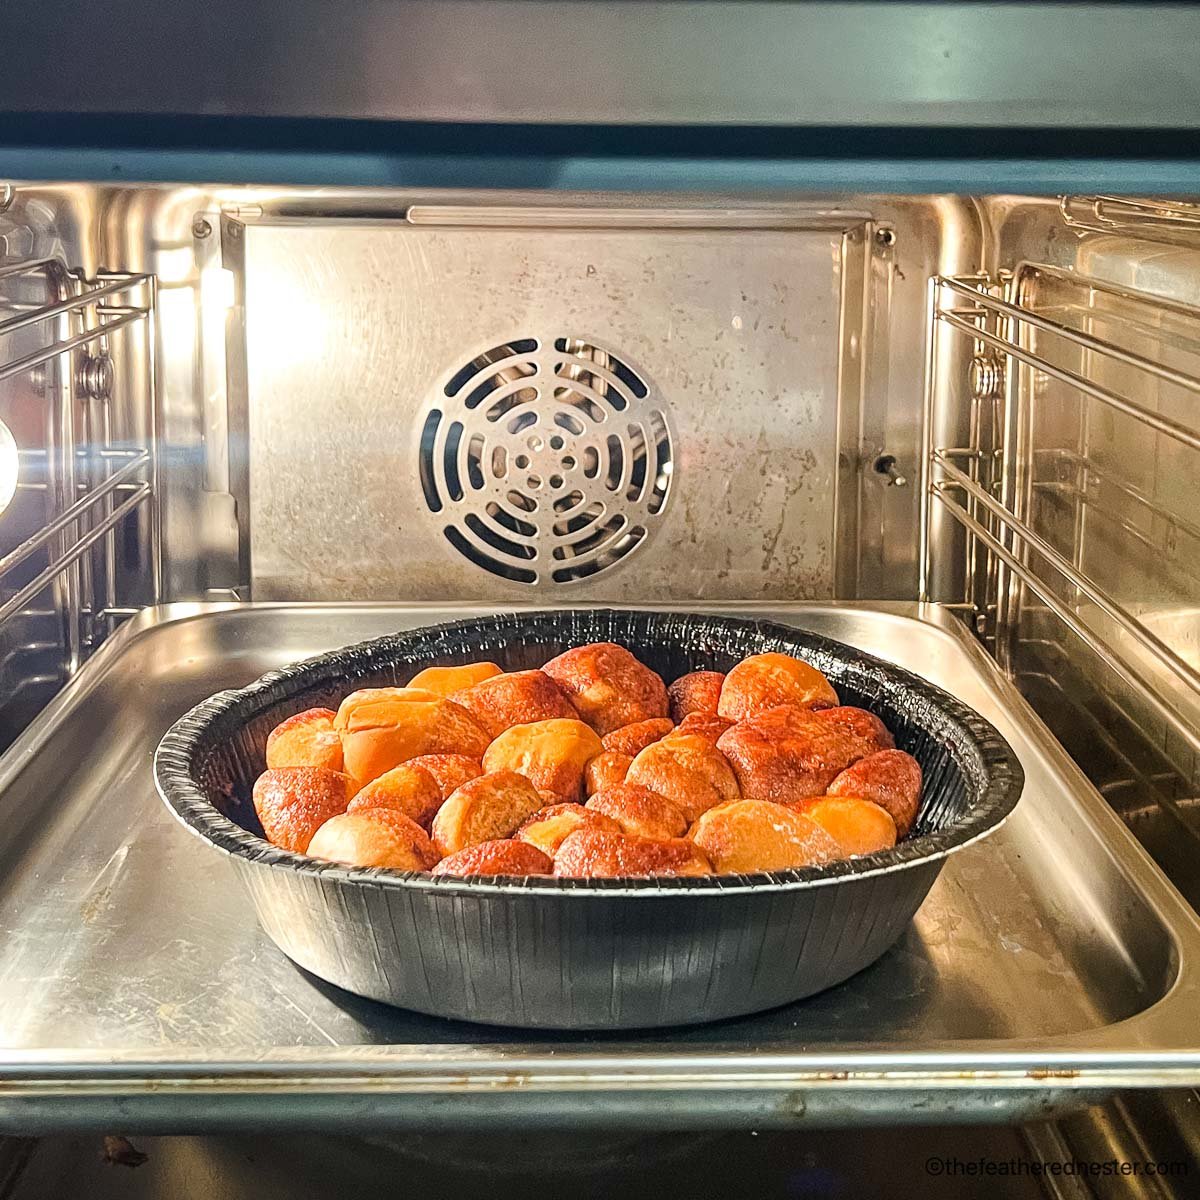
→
(0, 602, 1197, 1131)
(154, 609, 1022, 1029)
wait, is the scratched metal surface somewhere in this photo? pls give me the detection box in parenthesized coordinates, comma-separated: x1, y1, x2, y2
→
(0, 602, 1196, 1129)
(241, 222, 844, 601)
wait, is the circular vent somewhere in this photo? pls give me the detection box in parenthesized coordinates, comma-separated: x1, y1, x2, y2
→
(419, 337, 673, 585)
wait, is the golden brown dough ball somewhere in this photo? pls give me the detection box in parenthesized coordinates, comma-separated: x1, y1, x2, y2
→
(404, 753, 484, 800)
(553, 829, 712, 878)
(675, 711, 735, 746)
(452, 670, 577, 739)
(333, 687, 490, 788)
(346, 762, 443, 829)
(265, 708, 344, 772)
(689, 799, 842, 874)
(827, 749, 923, 837)
(307, 809, 436, 871)
(586, 783, 687, 840)
(407, 662, 502, 697)
(515, 803, 621, 857)
(601, 717, 675, 758)
(624, 732, 740, 823)
(667, 671, 725, 722)
(253, 766, 355, 854)
(482, 718, 604, 804)
(542, 642, 668, 736)
(430, 769, 545, 858)
(716, 705, 861, 804)
(789, 796, 897, 856)
(717, 652, 839, 721)
(811, 706, 895, 754)
(431, 839, 553, 877)
(584, 750, 632, 795)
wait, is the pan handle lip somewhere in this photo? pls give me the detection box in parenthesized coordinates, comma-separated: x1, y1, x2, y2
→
(153, 607, 1025, 898)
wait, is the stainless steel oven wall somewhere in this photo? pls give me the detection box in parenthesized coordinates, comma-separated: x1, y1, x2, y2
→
(0, 185, 156, 749)
(133, 189, 977, 604)
(213, 194, 975, 603)
(929, 195, 1200, 909)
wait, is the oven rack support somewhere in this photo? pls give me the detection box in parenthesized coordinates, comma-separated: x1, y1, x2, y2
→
(1060, 195, 1200, 249)
(0, 258, 158, 676)
(923, 268, 1200, 842)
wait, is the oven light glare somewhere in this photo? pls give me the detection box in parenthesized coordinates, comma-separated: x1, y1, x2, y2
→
(0, 419, 17, 517)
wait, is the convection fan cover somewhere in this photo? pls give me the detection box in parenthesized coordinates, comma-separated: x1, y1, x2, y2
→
(419, 336, 674, 585)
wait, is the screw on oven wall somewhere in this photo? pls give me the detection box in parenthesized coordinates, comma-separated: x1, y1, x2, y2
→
(0, 183, 13, 214)
(875, 227, 896, 248)
(872, 454, 907, 487)
(192, 217, 212, 239)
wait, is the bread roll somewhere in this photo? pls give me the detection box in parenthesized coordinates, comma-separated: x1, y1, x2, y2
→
(482, 718, 603, 803)
(252, 766, 355, 854)
(347, 762, 442, 829)
(827, 749, 923, 837)
(601, 717, 675, 758)
(689, 798, 842, 874)
(717, 652, 838, 721)
(716, 705, 861, 804)
(790, 796, 897, 856)
(307, 809, 436, 870)
(404, 753, 484, 800)
(431, 839, 553, 877)
(667, 670, 725, 722)
(452, 669, 577, 739)
(542, 643, 668, 736)
(583, 749, 631, 795)
(625, 732, 740, 823)
(265, 707, 343, 772)
(430, 769, 545, 857)
(515, 802, 621, 856)
(553, 829, 712, 878)
(407, 662, 502, 697)
(333, 686, 490, 787)
(675, 711, 734, 746)
(586, 783, 687, 840)
(811, 706, 895, 754)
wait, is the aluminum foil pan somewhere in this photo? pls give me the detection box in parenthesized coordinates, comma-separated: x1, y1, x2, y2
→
(154, 609, 1023, 1029)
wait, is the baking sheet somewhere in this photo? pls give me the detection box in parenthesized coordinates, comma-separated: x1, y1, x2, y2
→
(0, 602, 1197, 1129)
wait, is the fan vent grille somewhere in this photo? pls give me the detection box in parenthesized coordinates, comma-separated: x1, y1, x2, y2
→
(420, 337, 673, 585)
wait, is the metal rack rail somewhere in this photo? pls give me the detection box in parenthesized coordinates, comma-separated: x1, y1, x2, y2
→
(0, 257, 157, 679)
(1060, 194, 1200, 248)
(925, 266, 1200, 838)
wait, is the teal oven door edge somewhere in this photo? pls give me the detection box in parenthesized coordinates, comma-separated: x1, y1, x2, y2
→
(4, 122, 1200, 195)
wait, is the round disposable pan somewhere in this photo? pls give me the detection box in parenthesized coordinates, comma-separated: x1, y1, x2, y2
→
(154, 609, 1023, 1029)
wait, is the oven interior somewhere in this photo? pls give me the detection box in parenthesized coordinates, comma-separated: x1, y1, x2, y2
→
(1, 186, 1199, 1193)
